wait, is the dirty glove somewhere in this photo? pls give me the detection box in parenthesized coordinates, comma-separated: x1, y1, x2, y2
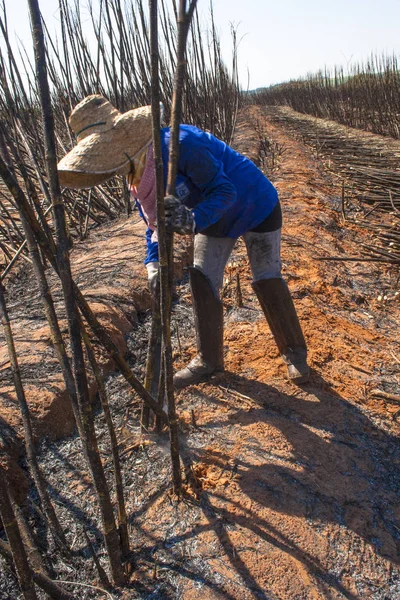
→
(146, 261, 159, 296)
(164, 195, 195, 235)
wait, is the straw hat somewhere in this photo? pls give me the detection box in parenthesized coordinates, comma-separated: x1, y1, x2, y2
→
(57, 95, 153, 189)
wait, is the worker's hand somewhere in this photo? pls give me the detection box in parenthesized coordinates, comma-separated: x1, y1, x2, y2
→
(146, 261, 159, 296)
(164, 195, 195, 235)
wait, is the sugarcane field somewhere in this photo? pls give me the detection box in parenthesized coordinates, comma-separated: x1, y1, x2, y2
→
(0, 0, 399, 598)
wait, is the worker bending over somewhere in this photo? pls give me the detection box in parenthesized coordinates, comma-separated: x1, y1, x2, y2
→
(58, 95, 309, 388)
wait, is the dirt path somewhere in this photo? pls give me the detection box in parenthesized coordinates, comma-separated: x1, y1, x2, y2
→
(1, 109, 399, 599)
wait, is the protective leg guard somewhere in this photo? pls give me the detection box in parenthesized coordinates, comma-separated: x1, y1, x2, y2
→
(252, 278, 309, 383)
(174, 267, 224, 389)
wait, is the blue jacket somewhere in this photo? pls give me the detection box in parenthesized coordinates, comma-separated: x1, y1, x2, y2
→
(141, 124, 278, 264)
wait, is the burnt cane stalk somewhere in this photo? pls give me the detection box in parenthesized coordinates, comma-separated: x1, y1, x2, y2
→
(149, 0, 181, 495)
(0, 279, 67, 551)
(0, 135, 86, 442)
(75, 284, 169, 422)
(0, 539, 74, 600)
(164, 0, 198, 489)
(27, 0, 125, 584)
(81, 327, 130, 558)
(166, 0, 198, 191)
(0, 469, 38, 600)
(0, 152, 168, 578)
(8, 493, 48, 577)
(142, 290, 162, 430)
(0, 154, 168, 425)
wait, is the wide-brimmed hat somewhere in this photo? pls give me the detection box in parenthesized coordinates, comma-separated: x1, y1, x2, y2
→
(57, 95, 152, 189)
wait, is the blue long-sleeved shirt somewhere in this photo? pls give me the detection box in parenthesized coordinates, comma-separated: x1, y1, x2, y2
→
(142, 124, 278, 264)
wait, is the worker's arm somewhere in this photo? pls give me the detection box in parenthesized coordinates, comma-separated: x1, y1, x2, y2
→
(177, 130, 237, 232)
(144, 227, 159, 295)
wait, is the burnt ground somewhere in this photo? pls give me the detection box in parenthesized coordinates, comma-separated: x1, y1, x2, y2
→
(0, 107, 399, 599)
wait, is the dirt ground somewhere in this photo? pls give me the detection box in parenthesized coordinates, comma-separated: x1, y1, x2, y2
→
(1, 107, 399, 599)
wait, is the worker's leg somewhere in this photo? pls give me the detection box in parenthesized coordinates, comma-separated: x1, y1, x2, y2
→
(173, 234, 236, 389)
(193, 233, 237, 295)
(243, 226, 309, 383)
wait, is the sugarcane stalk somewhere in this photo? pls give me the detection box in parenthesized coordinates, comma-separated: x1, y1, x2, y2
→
(149, 0, 189, 495)
(155, 365, 166, 433)
(235, 271, 243, 308)
(166, 0, 198, 193)
(316, 256, 400, 263)
(0, 240, 27, 280)
(0, 539, 74, 600)
(82, 327, 130, 558)
(165, 0, 198, 491)
(9, 494, 48, 577)
(0, 202, 54, 285)
(0, 469, 38, 600)
(75, 284, 169, 422)
(82, 529, 112, 590)
(0, 154, 127, 581)
(27, 0, 125, 584)
(0, 0, 240, 262)
(142, 290, 162, 430)
(0, 154, 168, 424)
(0, 279, 67, 550)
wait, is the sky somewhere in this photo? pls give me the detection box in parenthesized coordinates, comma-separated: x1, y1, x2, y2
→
(3, 0, 400, 90)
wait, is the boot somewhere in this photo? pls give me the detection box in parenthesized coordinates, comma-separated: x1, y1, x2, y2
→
(252, 278, 309, 384)
(174, 267, 224, 389)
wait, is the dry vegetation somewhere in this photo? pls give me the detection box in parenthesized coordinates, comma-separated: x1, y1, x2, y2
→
(0, 0, 240, 268)
(252, 58, 400, 271)
(253, 54, 400, 139)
